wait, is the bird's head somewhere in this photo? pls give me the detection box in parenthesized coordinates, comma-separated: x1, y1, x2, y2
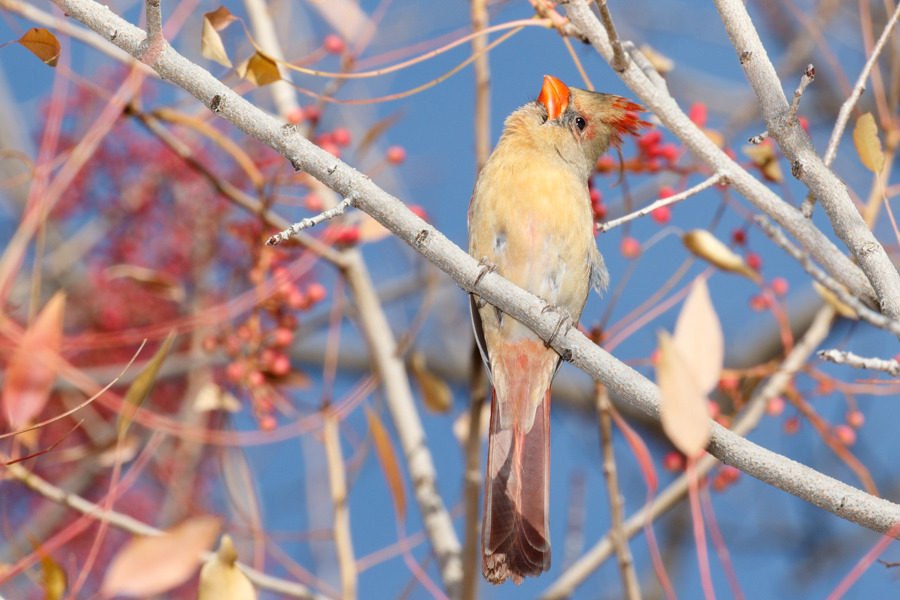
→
(533, 75, 650, 178)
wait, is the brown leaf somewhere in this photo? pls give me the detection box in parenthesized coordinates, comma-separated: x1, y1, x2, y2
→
(408, 352, 452, 413)
(42, 552, 67, 600)
(366, 407, 406, 520)
(452, 407, 489, 446)
(101, 516, 221, 597)
(236, 51, 281, 87)
(117, 331, 175, 438)
(357, 213, 391, 243)
(105, 264, 185, 303)
(2, 292, 66, 428)
(656, 330, 710, 457)
(854, 112, 885, 174)
(812, 281, 858, 319)
(199, 535, 256, 600)
(16, 28, 60, 67)
(682, 230, 759, 282)
(743, 141, 783, 182)
(201, 7, 237, 67)
(639, 44, 674, 74)
(673, 278, 723, 396)
(357, 110, 404, 158)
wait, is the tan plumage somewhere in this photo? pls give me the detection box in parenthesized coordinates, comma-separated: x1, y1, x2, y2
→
(468, 75, 647, 585)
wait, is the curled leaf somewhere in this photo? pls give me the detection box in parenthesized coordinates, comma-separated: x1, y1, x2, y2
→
(743, 140, 783, 182)
(812, 281, 858, 319)
(682, 230, 759, 282)
(673, 278, 724, 396)
(656, 331, 711, 457)
(854, 112, 885, 174)
(118, 331, 175, 438)
(15, 28, 61, 67)
(201, 7, 237, 67)
(236, 51, 281, 86)
(365, 407, 406, 520)
(199, 535, 256, 600)
(105, 264, 185, 302)
(2, 292, 66, 428)
(408, 352, 452, 413)
(101, 516, 221, 597)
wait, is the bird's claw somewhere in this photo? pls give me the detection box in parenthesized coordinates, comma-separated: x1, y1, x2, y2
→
(542, 304, 573, 348)
(474, 256, 498, 288)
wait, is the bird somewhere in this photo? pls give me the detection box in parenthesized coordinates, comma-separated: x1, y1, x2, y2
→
(467, 75, 647, 585)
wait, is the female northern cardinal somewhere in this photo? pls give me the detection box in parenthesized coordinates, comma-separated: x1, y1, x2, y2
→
(468, 75, 647, 585)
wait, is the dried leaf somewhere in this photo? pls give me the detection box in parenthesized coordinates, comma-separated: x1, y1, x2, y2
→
(656, 331, 710, 457)
(105, 264, 185, 303)
(357, 110, 403, 158)
(673, 278, 723, 396)
(743, 141, 783, 182)
(199, 535, 256, 600)
(2, 292, 66, 428)
(16, 28, 60, 67)
(236, 51, 281, 87)
(812, 281, 858, 319)
(682, 230, 760, 282)
(408, 352, 452, 413)
(365, 407, 406, 520)
(42, 551, 67, 600)
(101, 516, 221, 597)
(703, 129, 725, 148)
(193, 382, 242, 413)
(452, 406, 490, 446)
(854, 112, 885, 174)
(356, 213, 391, 243)
(639, 44, 674, 74)
(201, 7, 237, 67)
(117, 331, 175, 438)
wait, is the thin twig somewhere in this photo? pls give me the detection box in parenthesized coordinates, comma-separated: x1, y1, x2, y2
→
(323, 413, 357, 600)
(597, 173, 724, 232)
(596, 385, 641, 600)
(461, 345, 487, 600)
(755, 215, 900, 337)
(267, 198, 353, 245)
(595, 0, 626, 71)
(787, 64, 816, 121)
(818, 349, 900, 376)
(470, 0, 491, 175)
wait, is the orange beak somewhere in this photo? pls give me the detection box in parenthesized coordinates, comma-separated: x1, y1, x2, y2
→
(537, 75, 569, 120)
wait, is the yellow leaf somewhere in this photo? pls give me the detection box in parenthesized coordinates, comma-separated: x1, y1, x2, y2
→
(854, 112, 885, 174)
(201, 7, 237, 68)
(673, 278, 723, 396)
(42, 552, 67, 600)
(16, 28, 60, 67)
(117, 331, 175, 438)
(682, 230, 759, 282)
(743, 141, 783, 183)
(656, 331, 711, 457)
(812, 281, 858, 319)
(357, 213, 391, 243)
(2, 292, 66, 428)
(408, 352, 452, 413)
(236, 51, 281, 87)
(199, 536, 256, 600)
(639, 44, 674, 74)
(703, 129, 725, 148)
(365, 407, 406, 520)
(101, 516, 221, 597)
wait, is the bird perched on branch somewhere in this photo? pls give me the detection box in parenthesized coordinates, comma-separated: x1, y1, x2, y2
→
(468, 75, 648, 585)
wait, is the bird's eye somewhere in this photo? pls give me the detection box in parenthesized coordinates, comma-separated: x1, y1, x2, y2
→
(575, 116, 587, 131)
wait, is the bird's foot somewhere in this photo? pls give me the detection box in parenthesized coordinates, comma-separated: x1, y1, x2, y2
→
(474, 256, 498, 288)
(542, 304, 573, 348)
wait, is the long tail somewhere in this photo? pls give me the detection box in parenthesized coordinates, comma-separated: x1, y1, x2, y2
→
(482, 387, 551, 585)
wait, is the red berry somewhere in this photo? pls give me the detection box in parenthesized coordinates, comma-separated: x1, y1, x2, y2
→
(718, 374, 739, 392)
(658, 186, 675, 199)
(784, 416, 800, 434)
(332, 127, 351, 147)
(846, 410, 865, 429)
(663, 451, 685, 472)
(657, 144, 679, 163)
(688, 103, 708, 128)
(306, 282, 327, 304)
(590, 188, 602, 204)
(651, 206, 671, 225)
(707, 400, 721, 419)
(323, 34, 345, 54)
(304, 105, 321, 122)
(304, 193, 323, 212)
(637, 130, 663, 152)
(333, 226, 360, 245)
(798, 116, 809, 132)
(596, 156, 616, 171)
(248, 370, 266, 387)
(202, 336, 218, 353)
(386, 145, 407, 165)
(650, 349, 661, 364)
(745, 252, 762, 271)
(268, 353, 291, 376)
(620, 236, 641, 259)
(225, 361, 245, 383)
(834, 424, 856, 446)
(771, 277, 789, 296)
(408, 204, 428, 220)
(749, 294, 769, 311)
(237, 324, 252, 341)
(320, 142, 341, 159)
(272, 327, 294, 348)
(259, 413, 278, 432)
(721, 465, 741, 483)
(766, 396, 785, 417)
(592, 201, 607, 221)
(731, 228, 746, 245)
(286, 286, 307, 310)
(286, 107, 305, 125)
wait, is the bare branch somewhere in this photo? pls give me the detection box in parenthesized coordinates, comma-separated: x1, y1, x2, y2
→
(597, 173, 723, 232)
(787, 64, 815, 122)
(267, 197, 353, 245)
(755, 215, 900, 338)
(712, 0, 900, 324)
(594, 0, 626, 71)
(818, 349, 900, 376)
